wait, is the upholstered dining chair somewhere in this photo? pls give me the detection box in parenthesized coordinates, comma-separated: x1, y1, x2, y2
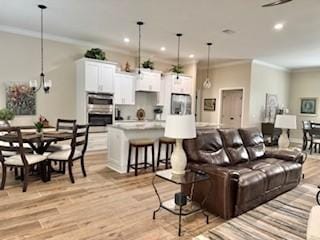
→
(0, 127, 48, 192)
(47, 124, 89, 183)
(309, 123, 320, 154)
(302, 120, 312, 150)
(47, 119, 77, 152)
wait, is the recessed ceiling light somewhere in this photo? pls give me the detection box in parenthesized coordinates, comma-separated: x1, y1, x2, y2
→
(274, 23, 284, 31)
(123, 37, 130, 43)
(189, 54, 195, 59)
(160, 46, 166, 51)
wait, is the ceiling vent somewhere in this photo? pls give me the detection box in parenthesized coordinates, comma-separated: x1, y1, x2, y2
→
(222, 29, 236, 35)
(262, 0, 293, 7)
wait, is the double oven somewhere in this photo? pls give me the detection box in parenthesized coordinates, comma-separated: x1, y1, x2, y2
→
(87, 93, 113, 132)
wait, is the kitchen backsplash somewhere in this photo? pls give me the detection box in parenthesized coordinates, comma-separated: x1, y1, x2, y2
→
(116, 92, 160, 120)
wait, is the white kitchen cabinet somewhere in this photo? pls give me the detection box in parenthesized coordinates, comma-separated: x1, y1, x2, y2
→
(171, 75, 192, 94)
(156, 77, 166, 106)
(135, 69, 161, 92)
(81, 59, 115, 93)
(114, 73, 135, 105)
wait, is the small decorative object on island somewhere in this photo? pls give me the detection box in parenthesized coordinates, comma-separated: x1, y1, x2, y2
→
(125, 62, 131, 72)
(136, 108, 146, 121)
(164, 115, 196, 175)
(84, 48, 106, 60)
(274, 114, 297, 149)
(0, 108, 15, 127)
(204, 98, 216, 111)
(300, 98, 317, 115)
(6, 83, 36, 115)
(153, 107, 163, 120)
(142, 59, 154, 70)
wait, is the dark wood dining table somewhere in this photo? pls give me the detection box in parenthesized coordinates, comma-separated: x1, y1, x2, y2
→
(2, 130, 73, 182)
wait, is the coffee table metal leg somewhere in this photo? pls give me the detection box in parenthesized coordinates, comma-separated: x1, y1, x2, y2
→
(152, 175, 161, 219)
(178, 206, 182, 236)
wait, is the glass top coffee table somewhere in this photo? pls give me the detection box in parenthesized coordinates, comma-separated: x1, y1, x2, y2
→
(152, 169, 211, 236)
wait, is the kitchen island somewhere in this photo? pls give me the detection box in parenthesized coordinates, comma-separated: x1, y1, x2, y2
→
(107, 121, 219, 173)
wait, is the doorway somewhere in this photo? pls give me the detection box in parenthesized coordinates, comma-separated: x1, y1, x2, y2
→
(220, 89, 243, 128)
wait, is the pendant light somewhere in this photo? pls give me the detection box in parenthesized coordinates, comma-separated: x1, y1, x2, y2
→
(203, 42, 213, 89)
(137, 21, 144, 75)
(29, 5, 52, 94)
(176, 33, 183, 79)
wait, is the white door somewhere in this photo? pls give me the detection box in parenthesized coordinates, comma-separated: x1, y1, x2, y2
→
(172, 76, 183, 94)
(99, 64, 114, 93)
(157, 77, 166, 106)
(180, 76, 192, 94)
(85, 62, 99, 92)
(220, 89, 243, 128)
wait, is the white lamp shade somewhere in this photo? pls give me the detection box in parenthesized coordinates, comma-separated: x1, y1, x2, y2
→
(164, 115, 196, 139)
(274, 115, 297, 129)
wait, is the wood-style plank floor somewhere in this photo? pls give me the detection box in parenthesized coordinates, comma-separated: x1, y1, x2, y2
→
(0, 151, 319, 240)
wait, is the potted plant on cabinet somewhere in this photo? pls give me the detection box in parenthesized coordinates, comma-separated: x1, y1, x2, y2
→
(170, 64, 184, 74)
(142, 59, 154, 70)
(0, 108, 15, 127)
(84, 48, 106, 61)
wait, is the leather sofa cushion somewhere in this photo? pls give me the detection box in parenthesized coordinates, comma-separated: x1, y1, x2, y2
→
(184, 129, 230, 166)
(219, 129, 249, 165)
(239, 128, 265, 160)
(236, 169, 267, 205)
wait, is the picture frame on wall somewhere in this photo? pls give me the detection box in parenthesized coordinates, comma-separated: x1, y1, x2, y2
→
(300, 98, 317, 115)
(204, 98, 216, 111)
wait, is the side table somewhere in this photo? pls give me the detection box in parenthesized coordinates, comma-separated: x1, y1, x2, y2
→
(152, 169, 211, 236)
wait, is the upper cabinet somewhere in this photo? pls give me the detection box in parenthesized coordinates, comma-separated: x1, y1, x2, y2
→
(167, 74, 192, 95)
(78, 59, 116, 93)
(114, 73, 135, 105)
(135, 69, 161, 92)
(156, 77, 166, 106)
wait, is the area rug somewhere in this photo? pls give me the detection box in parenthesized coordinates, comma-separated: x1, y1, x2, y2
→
(195, 184, 318, 240)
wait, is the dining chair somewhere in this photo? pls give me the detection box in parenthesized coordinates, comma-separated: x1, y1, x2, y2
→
(302, 120, 312, 150)
(47, 119, 77, 152)
(309, 123, 320, 154)
(47, 124, 89, 183)
(0, 127, 48, 192)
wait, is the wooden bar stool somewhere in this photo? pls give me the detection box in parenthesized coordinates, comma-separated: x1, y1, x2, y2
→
(157, 137, 175, 169)
(127, 138, 155, 176)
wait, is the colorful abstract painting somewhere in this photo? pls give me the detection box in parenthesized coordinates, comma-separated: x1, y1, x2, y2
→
(6, 83, 36, 115)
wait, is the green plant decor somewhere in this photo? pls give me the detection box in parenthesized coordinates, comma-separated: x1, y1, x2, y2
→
(34, 122, 44, 133)
(0, 108, 15, 125)
(142, 59, 154, 70)
(170, 64, 184, 74)
(84, 48, 106, 60)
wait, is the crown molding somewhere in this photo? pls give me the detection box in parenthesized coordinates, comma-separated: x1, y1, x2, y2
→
(252, 59, 290, 72)
(290, 66, 320, 73)
(197, 59, 251, 70)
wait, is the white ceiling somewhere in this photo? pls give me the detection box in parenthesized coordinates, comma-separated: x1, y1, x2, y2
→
(0, 0, 320, 69)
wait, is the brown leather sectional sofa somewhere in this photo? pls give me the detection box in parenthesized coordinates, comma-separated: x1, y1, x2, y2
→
(183, 127, 305, 220)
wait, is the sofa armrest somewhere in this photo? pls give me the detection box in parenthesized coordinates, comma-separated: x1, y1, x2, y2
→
(188, 163, 238, 219)
(264, 149, 306, 164)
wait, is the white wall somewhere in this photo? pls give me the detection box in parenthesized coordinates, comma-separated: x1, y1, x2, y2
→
(249, 61, 290, 127)
(198, 62, 252, 127)
(0, 31, 172, 125)
(289, 68, 320, 140)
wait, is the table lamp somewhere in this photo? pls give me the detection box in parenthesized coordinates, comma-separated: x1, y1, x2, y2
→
(274, 114, 297, 149)
(164, 115, 196, 175)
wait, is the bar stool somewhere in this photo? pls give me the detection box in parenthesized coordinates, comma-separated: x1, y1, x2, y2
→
(127, 138, 155, 176)
(157, 137, 176, 169)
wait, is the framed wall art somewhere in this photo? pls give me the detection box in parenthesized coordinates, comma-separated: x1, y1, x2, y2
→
(204, 98, 216, 111)
(6, 82, 36, 115)
(300, 98, 317, 115)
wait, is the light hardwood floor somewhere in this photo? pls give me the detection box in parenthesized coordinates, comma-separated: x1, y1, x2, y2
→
(0, 151, 319, 240)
